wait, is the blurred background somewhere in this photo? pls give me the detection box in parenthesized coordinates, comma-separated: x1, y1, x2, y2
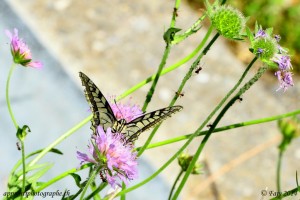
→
(1, 0, 299, 199)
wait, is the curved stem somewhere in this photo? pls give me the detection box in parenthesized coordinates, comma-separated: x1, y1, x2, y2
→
(6, 63, 18, 129)
(168, 170, 184, 200)
(28, 115, 92, 167)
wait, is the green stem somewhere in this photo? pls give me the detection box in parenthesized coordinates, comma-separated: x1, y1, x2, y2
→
(142, 0, 181, 111)
(137, 26, 215, 156)
(20, 140, 25, 200)
(80, 165, 101, 200)
(28, 115, 92, 167)
(168, 170, 184, 200)
(172, 65, 268, 199)
(142, 46, 171, 111)
(170, 0, 181, 27)
(121, 182, 126, 200)
(6, 63, 18, 129)
(35, 164, 91, 192)
(117, 34, 208, 101)
(276, 150, 283, 196)
(137, 108, 300, 150)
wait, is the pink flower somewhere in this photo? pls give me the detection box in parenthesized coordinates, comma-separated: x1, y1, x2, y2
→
(109, 96, 143, 122)
(77, 126, 138, 188)
(6, 28, 42, 68)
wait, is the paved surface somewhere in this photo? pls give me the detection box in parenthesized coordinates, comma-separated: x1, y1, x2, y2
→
(2, 0, 300, 199)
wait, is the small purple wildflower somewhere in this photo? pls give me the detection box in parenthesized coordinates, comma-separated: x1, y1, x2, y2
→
(77, 126, 138, 188)
(109, 97, 143, 122)
(273, 54, 292, 70)
(274, 71, 294, 92)
(255, 29, 267, 39)
(6, 28, 42, 68)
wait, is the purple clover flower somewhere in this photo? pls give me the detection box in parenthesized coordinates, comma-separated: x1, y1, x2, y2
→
(255, 29, 267, 39)
(274, 71, 294, 92)
(77, 126, 138, 188)
(273, 54, 292, 71)
(6, 28, 42, 68)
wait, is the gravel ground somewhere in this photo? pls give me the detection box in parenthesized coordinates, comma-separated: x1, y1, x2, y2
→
(5, 0, 300, 199)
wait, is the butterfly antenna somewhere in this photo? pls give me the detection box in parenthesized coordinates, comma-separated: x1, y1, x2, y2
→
(113, 99, 125, 119)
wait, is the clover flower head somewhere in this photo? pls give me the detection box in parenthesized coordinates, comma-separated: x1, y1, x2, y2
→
(6, 28, 42, 68)
(109, 96, 143, 122)
(77, 126, 138, 188)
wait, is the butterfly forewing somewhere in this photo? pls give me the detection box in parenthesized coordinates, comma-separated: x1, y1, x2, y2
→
(79, 72, 117, 134)
(124, 105, 183, 143)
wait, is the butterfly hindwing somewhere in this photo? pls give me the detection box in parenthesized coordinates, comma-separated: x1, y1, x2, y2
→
(123, 105, 183, 143)
(79, 72, 117, 134)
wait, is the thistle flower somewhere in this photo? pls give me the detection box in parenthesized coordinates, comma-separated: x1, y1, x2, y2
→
(109, 96, 143, 122)
(77, 126, 138, 188)
(6, 28, 42, 68)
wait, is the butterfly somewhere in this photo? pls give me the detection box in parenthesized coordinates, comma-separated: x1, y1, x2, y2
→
(79, 72, 183, 144)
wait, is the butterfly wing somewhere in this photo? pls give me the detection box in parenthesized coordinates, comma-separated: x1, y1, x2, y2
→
(79, 72, 117, 134)
(124, 105, 183, 143)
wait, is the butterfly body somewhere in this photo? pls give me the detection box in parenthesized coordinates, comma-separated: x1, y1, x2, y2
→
(79, 72, 183, 144)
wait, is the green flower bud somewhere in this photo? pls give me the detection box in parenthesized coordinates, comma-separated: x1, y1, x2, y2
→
(278, 117, 300, 151)
(178, 153, 202, 175)
(207, 4, 246, 40)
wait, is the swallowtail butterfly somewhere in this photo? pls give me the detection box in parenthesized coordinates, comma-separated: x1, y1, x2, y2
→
(79, 72, 183, 144)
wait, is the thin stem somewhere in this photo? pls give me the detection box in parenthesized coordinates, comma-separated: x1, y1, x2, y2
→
(137, 26, 215, 156)
(28, 115, 92, 167)
(80, 165, 101, 200)
(20, 140, 25, 200)
(142, 0, 181, 111)
(6, 63, 18, 129)
(168, 170, 184, 200)
(170, 0, 181, 27)
(172, 65, 268, 199)
(121, 182, 126, 200)
(117, 32, 208, 101)
(136, 108, 300, 150)
(142, 46, 171, 111)
(276, 150, 283, 195)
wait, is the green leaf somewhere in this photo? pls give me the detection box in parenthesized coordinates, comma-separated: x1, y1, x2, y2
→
(70, 173, 82, 188)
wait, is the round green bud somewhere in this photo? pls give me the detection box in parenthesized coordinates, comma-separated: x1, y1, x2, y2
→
(209, 6, 246, 39)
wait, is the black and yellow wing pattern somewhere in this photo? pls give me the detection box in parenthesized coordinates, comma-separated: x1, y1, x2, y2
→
(79, 72, 182, 143)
